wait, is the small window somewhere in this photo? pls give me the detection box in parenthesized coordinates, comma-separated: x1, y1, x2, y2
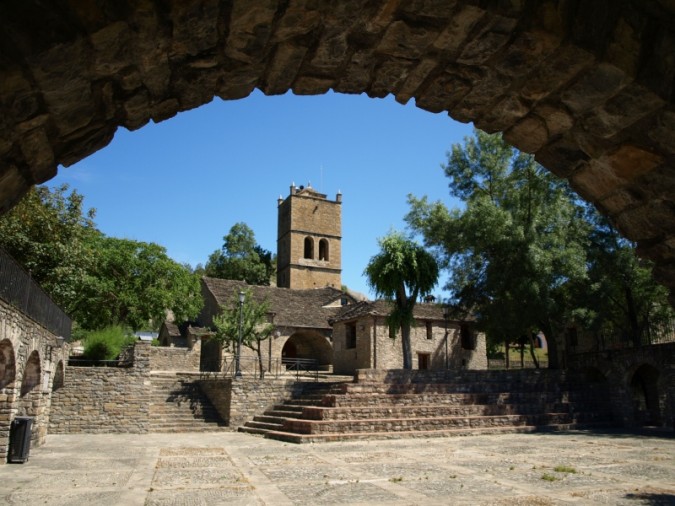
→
(418, 353, 430, 370)
(426, 321, 433, 340)
(346, 323, 357, 349)
(460, 324, 476, 350)
(319, 239, 329, 261)
(304, 237, 314, 259)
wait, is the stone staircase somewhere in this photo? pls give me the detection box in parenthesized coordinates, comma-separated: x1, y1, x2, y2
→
(238, 381, 348, 436)
(239, 369, 615, 443)
(149, 373, 227, 432)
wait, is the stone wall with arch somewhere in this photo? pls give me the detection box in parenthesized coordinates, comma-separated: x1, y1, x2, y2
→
(2, 1, 675, 300)
(0, 297, 69, 462)
(568, 343, 675, 429)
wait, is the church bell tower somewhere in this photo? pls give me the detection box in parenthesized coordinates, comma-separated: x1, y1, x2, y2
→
(277, 183, 342, 289)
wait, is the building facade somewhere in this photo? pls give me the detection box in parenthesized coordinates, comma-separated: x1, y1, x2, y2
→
(276, 183, 342, 290)
(331, 301, 487, 375)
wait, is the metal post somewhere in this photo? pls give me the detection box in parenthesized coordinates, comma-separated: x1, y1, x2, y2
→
(235, 291, 245, 379)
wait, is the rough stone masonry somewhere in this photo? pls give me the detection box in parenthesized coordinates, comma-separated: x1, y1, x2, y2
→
(2, 1, 675, 300)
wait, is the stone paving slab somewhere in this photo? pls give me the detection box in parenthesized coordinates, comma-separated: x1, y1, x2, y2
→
(0, 430, 673, 505)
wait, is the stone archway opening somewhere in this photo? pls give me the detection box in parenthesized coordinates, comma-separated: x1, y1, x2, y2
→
(0, 339, 16, 392)
(282, 331, 333, 369)
(19, 350, 41, 402)
(630, 364, 661, 426)
(52, 360, 65, 391)
(19, 350, 42, 446)
(2, 1, 675, 303)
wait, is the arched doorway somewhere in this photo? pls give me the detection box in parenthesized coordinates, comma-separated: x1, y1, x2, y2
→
(52, 360, 65, 391)
(630, 364, 661, 426)
(19, 350, 43, 446)
(282, 331, 333, 369)
(0, 339, 17, 459)
(0, 339, 16, 391)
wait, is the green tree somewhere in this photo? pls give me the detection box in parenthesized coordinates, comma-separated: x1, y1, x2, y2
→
(212, 289, 275, 378)
(0, 185, 203, 332)
(406, 130, 589, 368)
(364, 231, 439, 369)
(205, 222, 275, 285)
(570, 210, 675, 347)
(76, 236, 203, 330)
(0, 184, 98, 315)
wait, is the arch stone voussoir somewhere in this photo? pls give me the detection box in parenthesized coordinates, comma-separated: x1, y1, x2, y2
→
(2, 0, 675, 294)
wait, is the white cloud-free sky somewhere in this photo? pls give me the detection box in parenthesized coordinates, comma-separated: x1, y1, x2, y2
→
(49, 89, 473, 298)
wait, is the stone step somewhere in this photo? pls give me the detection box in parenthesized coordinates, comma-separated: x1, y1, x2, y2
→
(244, 420, 285, 431)
(324, 391, 610, 408)
(266, 408, 305, 419)
(300, 403, 583, 420)
(253, 415, 289, 425)
(281, 413, 580, 435)
(263, 421, 614, 444)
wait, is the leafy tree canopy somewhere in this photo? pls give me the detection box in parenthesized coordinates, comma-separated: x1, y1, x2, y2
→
(406, 129, 674, 367)
(0, 184, 97, 315)
(0, 184, 202, 331)
(212, 289, 275, 377)
(364, 231, 438, 369)
(204, 222, 275, 285)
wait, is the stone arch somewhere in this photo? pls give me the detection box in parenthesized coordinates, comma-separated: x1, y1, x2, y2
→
(0, 339, 17, 459)
(304, 237, 314, 260)
(0, 338, 16, 392)
(319, 239, 329, 261)
(282, 331, 332, 368)
(2, 2, 675, 299)
(629, 363, 661, 426)
(20, 350, 41, 399)
(52, 360, 65, 391)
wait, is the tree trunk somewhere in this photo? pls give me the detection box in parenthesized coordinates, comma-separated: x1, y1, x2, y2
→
(256, 348, 265, 379)
(505, 340, 510, 369)
(401, 323, 413, 369)
(528, 333, 540, 369)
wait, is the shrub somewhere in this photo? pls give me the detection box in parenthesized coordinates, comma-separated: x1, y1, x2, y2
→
(81, 326, 136, 361)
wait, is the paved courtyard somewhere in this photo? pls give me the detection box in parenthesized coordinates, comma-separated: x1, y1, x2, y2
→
(0, 430, 673, 505)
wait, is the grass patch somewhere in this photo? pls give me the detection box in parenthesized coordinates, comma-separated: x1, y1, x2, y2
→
(540, 473, 558, 482)
(554, 465, 577, 474)
(389, 477, 403, 483)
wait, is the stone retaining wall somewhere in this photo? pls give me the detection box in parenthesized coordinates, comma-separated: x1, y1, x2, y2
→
(147, 346, 200, 372)
(230, 379, 305, 428)
(48, 343, 151, 434)
(48, 366, 150, 433)
(0, 296, 69, 460)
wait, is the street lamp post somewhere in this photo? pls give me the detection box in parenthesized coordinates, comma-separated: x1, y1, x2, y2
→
(235, 291, 245, 379)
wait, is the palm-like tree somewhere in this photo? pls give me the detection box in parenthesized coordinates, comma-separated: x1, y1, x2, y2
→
(364, 232, 439, 369)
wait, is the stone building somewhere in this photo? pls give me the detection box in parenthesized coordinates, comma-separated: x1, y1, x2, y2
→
(331, 300, 487, 375)
(157, 321, 184, 348)
(277, 183, 342, 290)
(198, 277, 357, 372)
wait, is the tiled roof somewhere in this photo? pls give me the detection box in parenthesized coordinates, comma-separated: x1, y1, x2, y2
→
(162, 321, 181, 337)
(202, 277, 352, 330)
(331, 300, 469, 324)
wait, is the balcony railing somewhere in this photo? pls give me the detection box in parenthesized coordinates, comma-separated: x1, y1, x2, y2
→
(0, 248, 71, 340)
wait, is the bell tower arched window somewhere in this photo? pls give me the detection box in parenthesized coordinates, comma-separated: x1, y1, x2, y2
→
(319, 239, 329, 261)
(304, 237, 314, 259)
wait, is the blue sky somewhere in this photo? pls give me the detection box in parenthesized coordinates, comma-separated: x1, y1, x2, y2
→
(49, 90, 472, 298)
